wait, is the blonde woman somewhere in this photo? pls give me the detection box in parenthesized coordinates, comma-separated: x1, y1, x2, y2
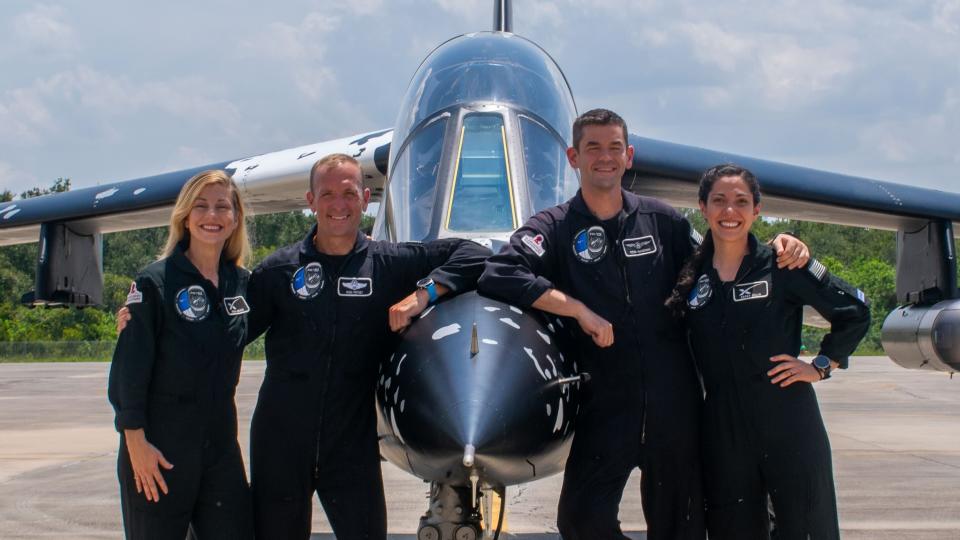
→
(108, 170, 254, 539)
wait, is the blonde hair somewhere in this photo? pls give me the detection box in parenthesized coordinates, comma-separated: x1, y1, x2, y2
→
(309, 153, 362, 193)
(160, 170, 250, 267)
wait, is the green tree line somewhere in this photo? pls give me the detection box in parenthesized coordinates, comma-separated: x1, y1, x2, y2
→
(0, 180, 957, 356)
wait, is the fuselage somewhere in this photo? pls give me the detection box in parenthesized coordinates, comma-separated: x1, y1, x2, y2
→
(374, 31, 584, 488)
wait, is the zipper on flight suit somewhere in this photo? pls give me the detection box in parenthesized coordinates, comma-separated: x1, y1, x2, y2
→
(313, 253, 354, 479)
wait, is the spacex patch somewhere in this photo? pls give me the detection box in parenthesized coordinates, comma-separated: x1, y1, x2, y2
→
(223, 296, 250, 316)
(733, 281, 769, 302)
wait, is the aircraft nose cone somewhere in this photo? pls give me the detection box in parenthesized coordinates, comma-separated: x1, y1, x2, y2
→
(376, 292, 581, 485)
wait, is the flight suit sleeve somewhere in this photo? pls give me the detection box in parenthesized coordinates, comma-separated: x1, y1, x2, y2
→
(245, 265, 274, 344)
(673, 214, 699, 264)
(478, 214, 558, 309)
(107, 276, 162, 432)
(396, 238, 492, 293)
(782, 259, 871, 369)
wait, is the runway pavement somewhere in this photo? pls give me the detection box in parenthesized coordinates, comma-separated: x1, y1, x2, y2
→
(0, 357, 957, 539)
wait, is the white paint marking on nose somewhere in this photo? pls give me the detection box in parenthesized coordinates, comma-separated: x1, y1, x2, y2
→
(553, 399, 564, 432)
(483, 306, 501, 312)
(432, 323, 461, 340)
(510, 305, 523, 314)
(546, 404, 552, 416)
(395, 353, 408, 375)
(481, 338, 498, 345)
(133, 188, 146, 195)
(390, 408, 406, 446)
(419, 305, 435, 319)
(499, 317, 519, 330)
(3, 208, 21, 219)
(537, 330, 551, 345)
(524, 347, 548, 380)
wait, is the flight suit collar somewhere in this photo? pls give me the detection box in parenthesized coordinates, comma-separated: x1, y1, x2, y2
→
(299, 224, 369, 261)
(704, 233, 770, 283)
(569, 188, 640, 221)
(170, 239, 236, 287)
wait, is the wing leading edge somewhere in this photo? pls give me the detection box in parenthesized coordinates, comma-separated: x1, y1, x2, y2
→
(624, 134, 960, 235)
(0, 129, 393, 247)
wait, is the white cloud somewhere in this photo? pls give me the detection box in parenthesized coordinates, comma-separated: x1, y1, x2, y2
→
(0, 161, 37, 195)
(757, 40, 853, 109)
(933, 0, 960, 34)
(676, 21, 753, 72)
(0, 66, 243, 144)
(12, 4, 76, 54)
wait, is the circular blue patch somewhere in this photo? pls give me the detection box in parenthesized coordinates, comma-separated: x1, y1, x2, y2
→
(175, 285, 210, 322)
(687, 274, 712, 310)
(290, 262, 324, 300)
(572, 225, 607, 264)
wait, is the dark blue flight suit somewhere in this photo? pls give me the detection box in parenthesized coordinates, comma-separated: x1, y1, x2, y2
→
(479, 189, 705, 540)
(108, 243, 253, 540)
(245, 226, 489, 540)
(684, 235, 869, 540)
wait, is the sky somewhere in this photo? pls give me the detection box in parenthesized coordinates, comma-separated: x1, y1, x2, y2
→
(0, 0, 957, 197)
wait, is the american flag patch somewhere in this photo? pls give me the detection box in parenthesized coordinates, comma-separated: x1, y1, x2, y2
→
(808, 259, 827, 282)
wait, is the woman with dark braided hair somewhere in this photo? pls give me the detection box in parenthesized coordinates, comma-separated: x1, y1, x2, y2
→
(666, 164, 870, 540)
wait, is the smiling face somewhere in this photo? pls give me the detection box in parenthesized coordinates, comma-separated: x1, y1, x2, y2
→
(306, 161, 370, 241)
(700, 174, 760, 244)
(566, 123, 635, 193)
(184, 183, 238, 249)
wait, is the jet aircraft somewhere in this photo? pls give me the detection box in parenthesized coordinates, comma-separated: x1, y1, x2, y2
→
(1, 1, 958, 538)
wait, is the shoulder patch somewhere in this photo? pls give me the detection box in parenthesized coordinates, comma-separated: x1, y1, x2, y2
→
(690, 228, 704, 246)
(125, 282, 143, 305)
(807, 258, 828, 282)
(521, 234, 546, 257)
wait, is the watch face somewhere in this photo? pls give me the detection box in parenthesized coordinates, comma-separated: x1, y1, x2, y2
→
(814, 356, 831, 369)
(417, 278, 433, 289)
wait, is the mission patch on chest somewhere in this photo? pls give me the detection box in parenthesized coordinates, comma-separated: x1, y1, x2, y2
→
(733, 280, 770, 302)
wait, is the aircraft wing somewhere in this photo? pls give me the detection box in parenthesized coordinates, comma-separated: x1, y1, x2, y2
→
(0, 129, 392, 247)
(625, 134, 960, 235)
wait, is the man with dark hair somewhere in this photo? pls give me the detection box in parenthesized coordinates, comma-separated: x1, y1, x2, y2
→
(479, 109, 808, 539)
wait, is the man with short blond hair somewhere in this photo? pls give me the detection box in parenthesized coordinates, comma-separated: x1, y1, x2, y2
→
(245, 154, 490, 539)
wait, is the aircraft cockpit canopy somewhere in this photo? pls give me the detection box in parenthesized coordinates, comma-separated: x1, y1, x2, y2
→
(382, 32, 579, 242)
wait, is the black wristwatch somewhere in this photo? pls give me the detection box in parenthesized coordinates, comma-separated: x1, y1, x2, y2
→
(812, 355, 832, 380)
(417, 277, 438, 304)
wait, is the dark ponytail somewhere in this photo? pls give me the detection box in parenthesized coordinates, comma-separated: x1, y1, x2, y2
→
(665, 230, 714, 319)
(664, 163, 760, 319)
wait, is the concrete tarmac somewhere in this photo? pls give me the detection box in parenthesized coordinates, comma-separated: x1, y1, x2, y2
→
(0, 357, 957, 539)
